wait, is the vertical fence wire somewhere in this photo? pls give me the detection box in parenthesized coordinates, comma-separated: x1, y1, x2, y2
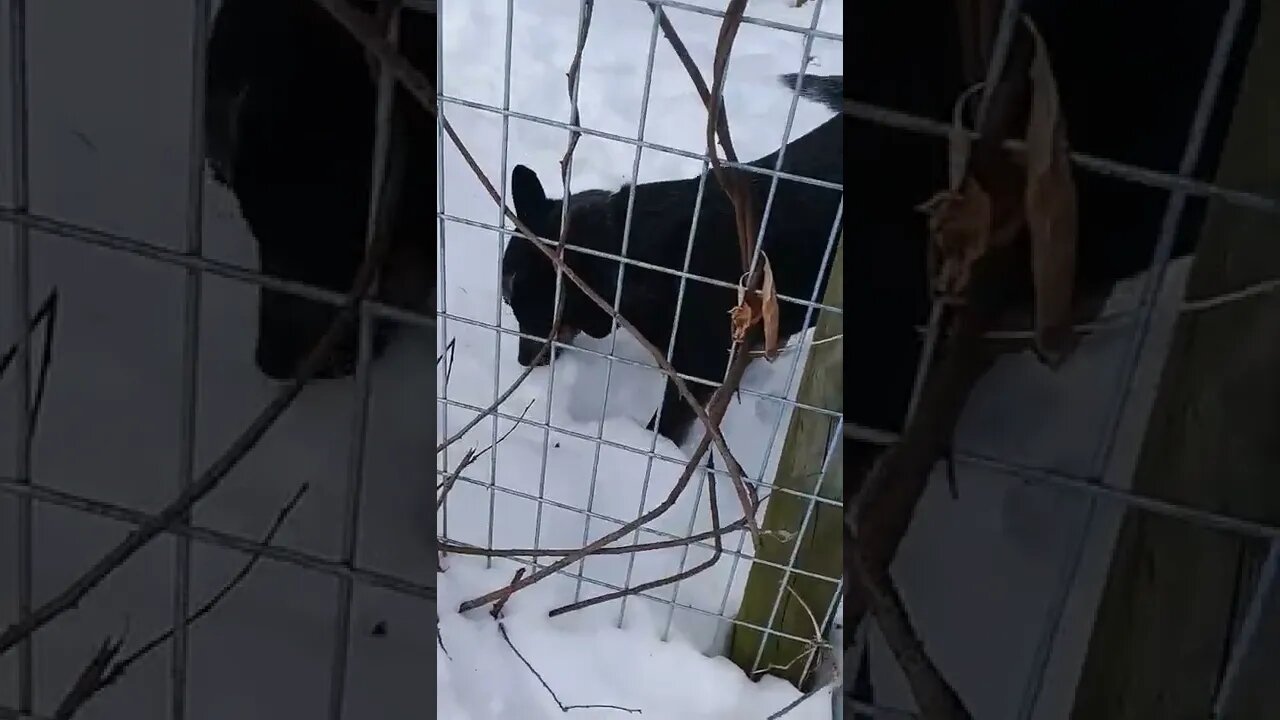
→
(1213, 538, 1280, 717)
(649, 158, 715, 640)
(434, 0, 452, 542)
(488, 0, 516, 570)
(730, 0, 842, 673)
(904, 0, 1025, 423)
(169, 0, 212, 717)
(750, 419, 845, 675)
(328, 6, 403, 719)
(6, 0, 32, 714)
(578, 4, 662, 615)
(1015, 2, 1252, 715)
(529, 0, 590, 582)
(667, 0, 843, 661)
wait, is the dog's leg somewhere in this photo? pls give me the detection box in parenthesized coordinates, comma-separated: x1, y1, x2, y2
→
(646, 378, 716, 448)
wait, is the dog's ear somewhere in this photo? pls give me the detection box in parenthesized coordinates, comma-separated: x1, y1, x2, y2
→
(511, 164, 550, 226)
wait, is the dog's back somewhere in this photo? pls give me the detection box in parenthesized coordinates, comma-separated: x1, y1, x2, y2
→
(207, 0, 435, 379)
(615, 78, 843, 344)
(503, 73, 843, 444)
(606, 76, 843, 441)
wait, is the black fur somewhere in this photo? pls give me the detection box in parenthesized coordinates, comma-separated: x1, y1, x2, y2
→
(779, 72, 843, 113)
(205, 0, 434, 380)
(503, 76, 843, 447)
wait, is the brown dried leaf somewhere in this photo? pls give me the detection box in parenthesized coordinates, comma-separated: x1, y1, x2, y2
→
(1022, 16, 1079, 367)
(728, 258, 780, 358)
(729, 297, 757, 344)
(759, 259, 780, 360)
(919, 177, 994, 298)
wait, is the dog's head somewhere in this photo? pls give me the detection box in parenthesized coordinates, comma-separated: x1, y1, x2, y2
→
(502, 164, 620, 367)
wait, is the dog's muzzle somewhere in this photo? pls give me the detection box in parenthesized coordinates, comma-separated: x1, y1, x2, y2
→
(516, 326, 577, 367)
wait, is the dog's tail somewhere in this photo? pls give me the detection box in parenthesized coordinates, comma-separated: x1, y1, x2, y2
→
(778, 72, 843, 114)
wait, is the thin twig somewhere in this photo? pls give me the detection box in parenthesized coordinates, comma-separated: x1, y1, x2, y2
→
(497, 622, 641, 714)
(548, 451, 726, 617)
(754, 583, 828, 680)
(767, 681, 836, 719)
(0, 288, 58, 442)
(458, 348, 752, 613)
(748, 332, 842, 358)
(435, 0, 592, 459)
(438, 510, 750, 558)
(559, 0, 595, 184)
(436, 343, 548, 454)
(309, 0, 762, 553)
(436, 448, 477, 511)
(436, 336, 457, 387)
(51, 485, 311, 720)
(490, 568, 525, 620)
(848, 545, 972, 720)
(649, 0, 765, 532)
(0, 154, 396, 656)
(51, 635, 125, 720)
(436, 399, 533, 509)
(649, 4, 739, 162)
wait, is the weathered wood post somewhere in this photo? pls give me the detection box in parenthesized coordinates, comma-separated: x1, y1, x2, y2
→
(1071, 2, 1280, 716)
(729, 234, 844, 689)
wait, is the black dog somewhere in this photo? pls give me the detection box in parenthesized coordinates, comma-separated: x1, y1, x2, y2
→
(502, 75, 844, 447)
(205, 0, 434, 380)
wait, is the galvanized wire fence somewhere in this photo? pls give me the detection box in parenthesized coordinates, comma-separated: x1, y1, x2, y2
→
(843, 0, 1280, 718)
(0, 0, 847, 718)
(434, 0, 845, 690)
(2, 0, 1277, 719)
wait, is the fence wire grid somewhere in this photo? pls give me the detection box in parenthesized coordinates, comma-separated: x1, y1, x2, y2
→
(1, 0, 1279, 719)
(434, 0, 845, 697)
(841, 0, 1280, 719)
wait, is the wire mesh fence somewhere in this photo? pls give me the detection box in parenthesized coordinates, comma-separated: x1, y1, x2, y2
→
(0, 1, 441, 719)
(434, 0, 845, 693)
(2, 0, 1279, 719)
(843, 0, 1280, 718)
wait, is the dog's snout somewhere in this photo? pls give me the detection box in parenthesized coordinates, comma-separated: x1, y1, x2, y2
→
(255, 289, 397, 381)
(516, 337, 552, 367)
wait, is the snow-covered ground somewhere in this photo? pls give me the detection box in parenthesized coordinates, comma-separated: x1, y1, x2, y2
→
(0, 0, 1196, 718)
(437, 1, 842, 717)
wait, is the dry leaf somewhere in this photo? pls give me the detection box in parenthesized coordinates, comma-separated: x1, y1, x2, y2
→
(919, 177, 994, 298)
(1022, 16, 1079, 367)
(728, 257, 780, 359)
(729, 298, 756, 344)
(758, 259, 780, 360)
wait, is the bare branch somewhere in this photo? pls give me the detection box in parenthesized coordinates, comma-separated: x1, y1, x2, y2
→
(51, 635, 125, 720)
(498, 622, 641, 714)
(848, 544, 972, 720)
(0, 152, 396, 656)
(489, 568, 525, 620)
(51, 485, 309, 719)
(547, 457, 729, 616)
(308, 0, 762, 552)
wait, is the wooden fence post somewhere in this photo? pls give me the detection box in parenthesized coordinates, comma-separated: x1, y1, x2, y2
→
(1071, 2, 1280, 716)
(729, 234, 844, 688)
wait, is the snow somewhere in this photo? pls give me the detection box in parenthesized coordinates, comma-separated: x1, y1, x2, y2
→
(0, 0, 1195, 718)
